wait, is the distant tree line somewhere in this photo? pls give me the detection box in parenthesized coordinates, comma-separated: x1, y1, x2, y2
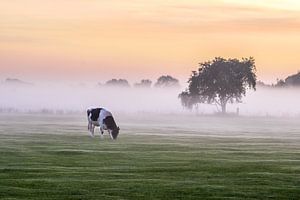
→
(2, 78, 33, 86)
(134, 79, 152, 88)
(105, 79, 130, 87)
(99, 75, 180, 88)
(257, 71, 300, 88)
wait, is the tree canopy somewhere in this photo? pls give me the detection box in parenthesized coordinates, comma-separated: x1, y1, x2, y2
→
(134, 79, 152, 88)
(105, 79, 130, 87)
(277, 71, 300, 87)
(154, 75, 180, 88)
(179, 57, 257, 114)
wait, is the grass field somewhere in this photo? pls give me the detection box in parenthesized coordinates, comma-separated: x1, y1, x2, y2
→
(0, 114, 299, 199)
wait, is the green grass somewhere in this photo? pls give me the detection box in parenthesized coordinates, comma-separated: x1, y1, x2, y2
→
(0, 114, 299, 199)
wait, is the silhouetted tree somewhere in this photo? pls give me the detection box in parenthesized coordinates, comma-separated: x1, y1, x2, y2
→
(273, 72, 300, 87)
(154, 75, 180, 88)
(4, 78, 33, 86)
(134, 79, 152, 88)
(256, 80, 271, 88)
(275, 79, 286, 87)
(105, 79, 130, 87)
(284, 71, 300, 86)
(179, 57, 257, 114)
(178, 91, 199, 110)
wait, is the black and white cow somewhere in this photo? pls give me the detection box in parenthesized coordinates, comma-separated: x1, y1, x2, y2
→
(87, 108, 120, 140)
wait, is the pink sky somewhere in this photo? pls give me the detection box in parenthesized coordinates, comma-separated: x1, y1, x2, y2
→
(1, 0, 300, 83)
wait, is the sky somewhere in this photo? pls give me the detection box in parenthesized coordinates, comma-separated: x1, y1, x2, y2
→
(1, 0, 300, 84)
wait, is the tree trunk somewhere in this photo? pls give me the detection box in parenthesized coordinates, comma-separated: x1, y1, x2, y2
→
(221, 103, 227, 114)
(195, 104, 199, 115)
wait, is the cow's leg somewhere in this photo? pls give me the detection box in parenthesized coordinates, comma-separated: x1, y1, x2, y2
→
(99, 126, 104, 139)
(87, 120, 95, 137)
(87, 113, 91, 131)
(88, 122, 91, 132)
(90, 124, 95, 137)
(99, 120, 104, 135)
(108, 130, 114, 140)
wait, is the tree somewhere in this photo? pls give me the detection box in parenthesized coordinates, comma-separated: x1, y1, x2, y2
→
(178, 91, 199, 110)
(179, 57, 257, 114)
(256, 80, 271, 88)
(4, 78, 33, 86)
(105, 79, 130, 87)
(134, 79, 152, 88)
(275, 79, 285, 87)
(284, 71, 300, 86)
(273, 72, 300, 87)
(154, 75, 180, 88)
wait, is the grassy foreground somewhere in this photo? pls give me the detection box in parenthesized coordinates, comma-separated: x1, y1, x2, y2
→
(0, 114, 299, 200)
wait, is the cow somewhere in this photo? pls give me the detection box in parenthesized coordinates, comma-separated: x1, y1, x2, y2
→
(87, 107, 120, 140)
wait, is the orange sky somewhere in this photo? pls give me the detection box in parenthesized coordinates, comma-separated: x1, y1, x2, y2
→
(1, 0, 300, 83)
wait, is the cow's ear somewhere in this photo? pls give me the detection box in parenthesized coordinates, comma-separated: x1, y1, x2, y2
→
(118, 127, 120, 130)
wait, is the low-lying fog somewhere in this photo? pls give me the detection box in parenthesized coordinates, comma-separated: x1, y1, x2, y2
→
(1, 83, 300, 117)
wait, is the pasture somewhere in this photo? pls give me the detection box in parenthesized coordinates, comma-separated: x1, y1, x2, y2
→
(0, 113, 299, 199)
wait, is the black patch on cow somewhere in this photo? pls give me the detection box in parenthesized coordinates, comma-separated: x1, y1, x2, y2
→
(87, 108, 102, 121)
(104, 116, 119, 139)
(103, 116, 119, 139)
(103, 116, 117, 130)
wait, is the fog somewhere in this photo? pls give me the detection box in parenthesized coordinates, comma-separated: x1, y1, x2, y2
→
(0, 83, 182, 114)
(1, 82, 300, 117)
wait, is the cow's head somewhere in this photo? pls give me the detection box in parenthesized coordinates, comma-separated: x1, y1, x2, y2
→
(111, 127, 120, 140)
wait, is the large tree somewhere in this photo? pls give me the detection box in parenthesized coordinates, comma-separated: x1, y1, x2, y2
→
(179, 57, 257, 114)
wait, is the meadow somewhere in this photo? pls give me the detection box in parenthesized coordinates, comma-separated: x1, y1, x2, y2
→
(0, 113, 299, 199)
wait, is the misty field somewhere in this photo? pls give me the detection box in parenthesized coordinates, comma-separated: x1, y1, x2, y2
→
(0, 114, 299, 200)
